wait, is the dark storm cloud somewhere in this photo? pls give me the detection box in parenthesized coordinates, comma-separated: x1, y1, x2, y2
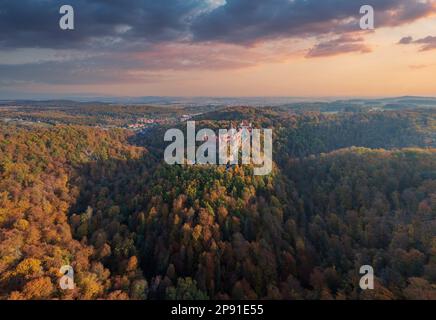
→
(1, 0, 435, 49)
(191, 0, 435, 44)
(1, 0, 435, 88)
(0, 0, 203, 49)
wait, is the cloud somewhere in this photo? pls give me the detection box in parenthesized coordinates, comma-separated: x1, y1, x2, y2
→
(131, 42, 296, 70)
(1, 0, 435, 49)
(0, 61, 132, 85)
(191, 0, 436, 44)
(0, 51, 167, 86)
(415, 36, 436, 51)
(398, 35, 436, 51)
(306, 34, 371, 58)
(0, 0, 205, 49)
(0, 42, 291, 86)
(398, 36, 414, 44)
(1, 0, 435, 87)
(409, 64, 429, 69)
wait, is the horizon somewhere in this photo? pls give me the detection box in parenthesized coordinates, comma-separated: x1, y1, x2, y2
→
(2, 94, 436, 103)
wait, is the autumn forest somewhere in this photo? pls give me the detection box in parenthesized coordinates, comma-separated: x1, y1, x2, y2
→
(0, 104, 435, 300)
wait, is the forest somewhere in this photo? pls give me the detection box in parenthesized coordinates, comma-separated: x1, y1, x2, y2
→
(0, 106, 434, 300)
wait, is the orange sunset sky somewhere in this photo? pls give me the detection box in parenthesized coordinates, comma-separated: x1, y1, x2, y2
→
(1, 0, 436, 98)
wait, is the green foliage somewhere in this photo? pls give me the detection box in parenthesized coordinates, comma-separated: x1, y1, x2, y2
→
(166, 278, 209, 300)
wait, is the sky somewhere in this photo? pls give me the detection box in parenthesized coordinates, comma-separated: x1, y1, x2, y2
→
(1, 0, 436, 99)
